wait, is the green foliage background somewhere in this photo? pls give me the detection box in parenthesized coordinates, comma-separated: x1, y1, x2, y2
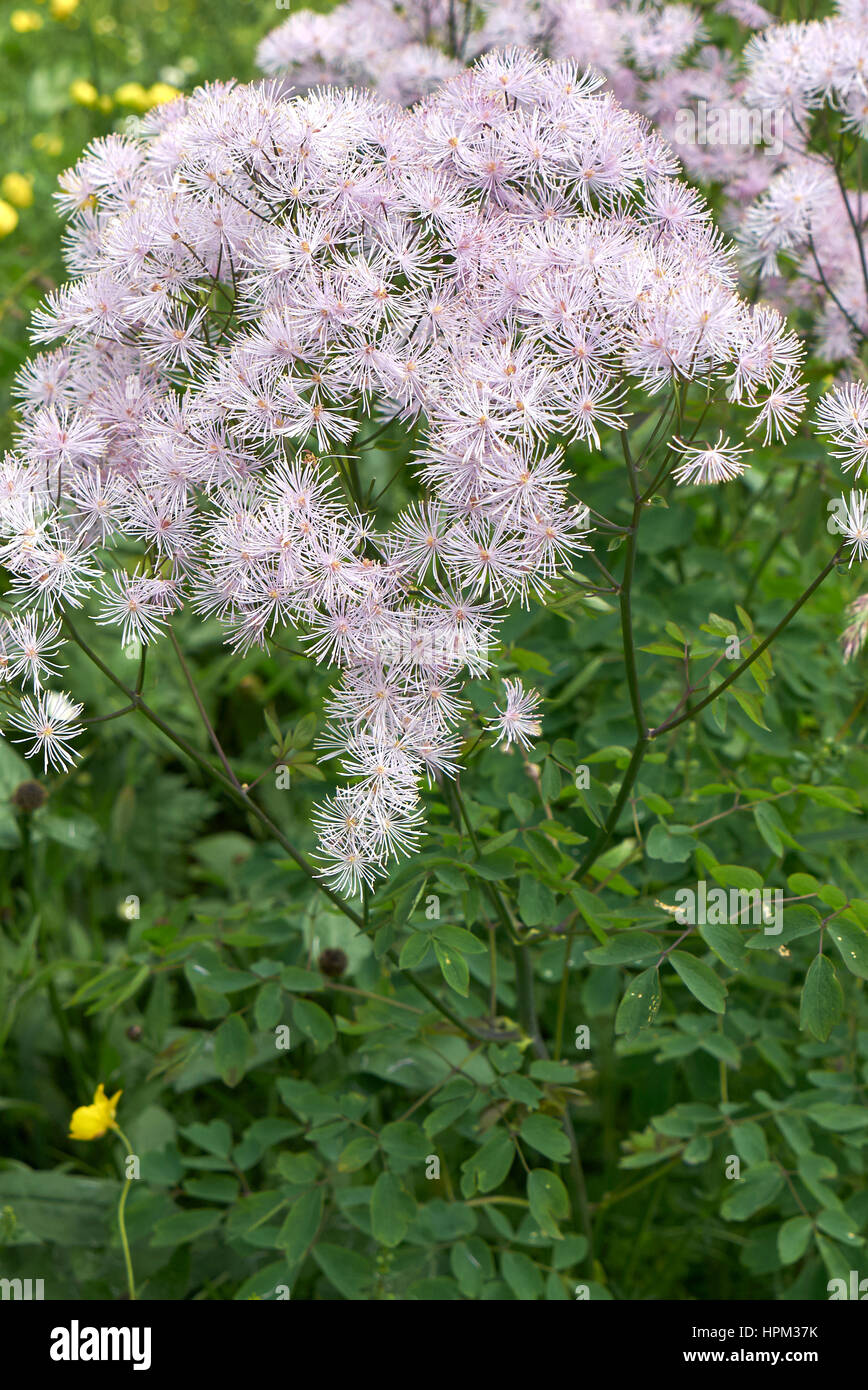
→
(0, 0, 866, 1303)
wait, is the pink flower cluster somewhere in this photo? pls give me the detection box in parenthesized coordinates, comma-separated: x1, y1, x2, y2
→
(2, 54, 808, 893)
(735, 1, 868, 360)
(259, 1, 868, 366)
(816, 381, 868, 569)
(258, 0, 711, 112)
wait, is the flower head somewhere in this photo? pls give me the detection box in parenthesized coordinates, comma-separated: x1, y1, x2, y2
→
(671, 431, 751, 485)
(0, 199, 19, 238)
(838, 490, 868, 567)
(8, 691, 84, 772)
(841, 593, 868, 662)
(68, 1083, 122, 1140)
(489, 677, 543, 750)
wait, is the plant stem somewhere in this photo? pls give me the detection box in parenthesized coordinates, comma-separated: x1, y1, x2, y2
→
(396, 955, 519, 1042)
(113, 1126, 136, 1301)
(619, 515, 647, 739)
(62, 616, 362, 927)
(573, 452, 650, 883)
(573, 735, 649, 883)
(651, 548, 843, 737)
(168, 626, 241, 789)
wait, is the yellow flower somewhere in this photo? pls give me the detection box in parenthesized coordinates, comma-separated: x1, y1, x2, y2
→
(33, 132, 63, 156)
(1, 173, 33, 209)
(68, 1083, 122, 1140)
(69, 79, 98, 107)
(51, 0, 79, 17)
(147, 82, 182, 107)
(114, 82, 149, 111)
(0, 200, 19, 238)
(11, 10, 43, 33)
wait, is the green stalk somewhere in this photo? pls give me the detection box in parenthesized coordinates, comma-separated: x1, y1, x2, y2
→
(113, 1126, 137, 1302)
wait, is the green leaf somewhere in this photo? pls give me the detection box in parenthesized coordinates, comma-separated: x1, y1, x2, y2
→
(704, 612, 737, 637)
(263, 709, 283, 748)
(450, 1238, 492, 1297)
(213, 1013, 251, 1087)
(254, 981, 283, 1031)
(433, 924, 487, 955)
(527, 1169, 569, 1240)
(540, 758, 561, 804)
(181, 1120, 233, 1157)
(433, 939, 470, 996)
(720, 1164, 783, 1221)
(276, 1153, 320, 1186)
(469, 1131, 515, 1194)
(753, 802, 785, 856)
(708, 864, 763, 892)
(313, 1243, 373, 1300)
(399, 932, 432, 970)
(151, 1208, 224, 1246)
(807, 1102, 868, 1133)
(787, 872, 819, 896)
(524, 828, 564, 875)
(800, 954, 844, 1042)
(380, 1121, 429, 1161)
(699, 1033, 741, 1068)
(519, 1113, 571, 1163)
(827, 918, 868, 979)
(276, 1188, 323, 1264)
(501, 1249, 543, 1300)
(279, 967, 324, 992)
(552, 1234, 589, 1270)
(640, 642, 686, 657)
(293, 998, 336, 1050)
(669, 950, 727, 1014)
(816, 1208, 864, 1247)
(731, 1122, 768, 1165)
(425, 1095, 474, 1138)
(529, 1060, 582, 1083)
(646, 823, 697, 863)
(682, 1134, 712, 1165)
(501, 1074, 543, 1106)
(518, 876, 558, 927)
(0, 1170, 117, 1246)
(584, 932, 661, 966)
(698, 921, 746, 970)
(508, 792, 534, 823)
(778, 1216, 813, 1266)
(370, 1172, 414, 1248)
(730, 687, 769, 731)
(797, 1152, 843, 1211)
(802, 787, 857, 813)
(292, 712, 316, 748)
(614, 967, 661, 1036)
(337, 1135, 379, 1172)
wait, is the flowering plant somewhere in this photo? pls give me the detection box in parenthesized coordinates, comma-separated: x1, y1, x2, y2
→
(3, 55, 832, 894)
(1, 19, 867, 1310)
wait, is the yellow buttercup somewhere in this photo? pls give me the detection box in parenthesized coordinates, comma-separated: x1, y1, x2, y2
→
(68, 1083, 122, 1141)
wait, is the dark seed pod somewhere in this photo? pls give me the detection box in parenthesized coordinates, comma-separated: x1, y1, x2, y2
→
(126, 1025, 143, 1041)
(11, 781, 48, 813)
(318, 947, 348, 978)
